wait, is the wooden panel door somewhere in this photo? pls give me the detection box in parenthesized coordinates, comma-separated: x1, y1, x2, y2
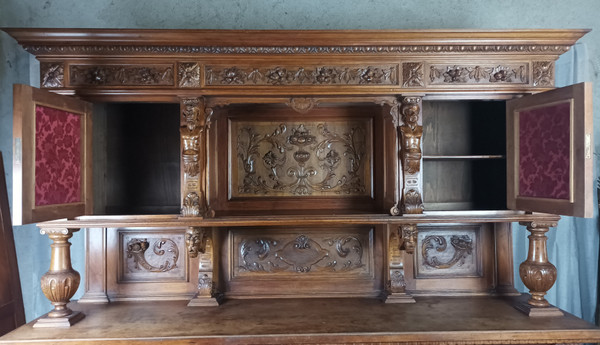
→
(0, 152, 26, 335)
(12, 84, 93, 225)
(506, 82, 593, 218)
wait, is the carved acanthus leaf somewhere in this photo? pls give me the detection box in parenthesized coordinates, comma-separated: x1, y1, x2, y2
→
(422, 235, 473, 269)
(403, 189, 424, 214)
(182, 192, 200, 217)
(532, 61, 554, 87)
(429, 64, 528, 85)
(126, 238, 179, 272)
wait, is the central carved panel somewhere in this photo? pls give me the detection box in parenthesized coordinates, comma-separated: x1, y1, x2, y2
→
(231, 228, 373, 278)
(230, 120, 372, 198)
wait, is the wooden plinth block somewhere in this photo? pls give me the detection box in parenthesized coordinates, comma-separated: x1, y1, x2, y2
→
(385, 293, 416, 304)
(514, 301, 564, 317)
(33, 311, 84, 328)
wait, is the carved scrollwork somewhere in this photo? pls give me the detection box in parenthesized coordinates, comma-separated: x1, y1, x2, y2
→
(239, 235, 365, 274)
(69, 64, 174, 86)
(532, 61, 554, 87)
(402, 62, 424, 87)
(126, 238, 179, 273)
(422, 235, 473, 269)
(40, 62, 64, 88)
(178, 62, 201, 87)
(236, 122, 368, 196)
(429, 64, 528, 84)
(206, 65, 398, 86)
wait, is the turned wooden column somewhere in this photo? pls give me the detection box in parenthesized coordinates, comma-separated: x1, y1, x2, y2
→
(516, 221, 563, 317)
(34, 227, 84, 328)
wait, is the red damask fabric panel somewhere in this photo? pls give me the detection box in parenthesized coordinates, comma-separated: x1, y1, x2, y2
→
(518, 101, 571, 200)
(35, 105, 82, 206)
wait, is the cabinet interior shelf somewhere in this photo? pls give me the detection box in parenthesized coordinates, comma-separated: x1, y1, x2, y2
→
(423, 155, 506, 160)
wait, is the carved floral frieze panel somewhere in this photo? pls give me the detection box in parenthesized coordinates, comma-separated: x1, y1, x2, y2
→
(231, 120, 372, 197)
(428, 63, 529, 85)
(415, 225, 481, 278)
(69, 64, 174, 86)
(231, 228, 373, 277)
(119, 230, 187, 282)
(206, 65, 398, 86)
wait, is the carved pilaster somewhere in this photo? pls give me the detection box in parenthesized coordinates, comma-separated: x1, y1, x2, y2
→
(400, 224, 418, 254)
(180, 97, 212, 218)
(399, 96, 424, 214)
(188, 229, 220, 306)
(515, 221, 563, 317)
(385, 227, 415, 303)
(34, 228, 84, 328)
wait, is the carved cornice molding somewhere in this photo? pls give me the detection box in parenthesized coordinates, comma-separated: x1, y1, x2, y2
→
(21, 44, 572, 56)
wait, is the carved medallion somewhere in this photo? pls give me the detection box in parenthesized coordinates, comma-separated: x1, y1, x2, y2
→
(206, 65, 398, 86)
(69, 64, 174, 86)
(233, 121, 371, 197)
(429, 64, 528, 85)
(40, 62, 64, 88)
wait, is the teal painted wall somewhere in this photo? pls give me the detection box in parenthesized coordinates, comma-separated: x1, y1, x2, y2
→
(1, 0, 599, 322)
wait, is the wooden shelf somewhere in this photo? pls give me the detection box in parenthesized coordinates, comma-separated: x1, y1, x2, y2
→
(423, 155, 506, 160)
(2, 296, 599, 345)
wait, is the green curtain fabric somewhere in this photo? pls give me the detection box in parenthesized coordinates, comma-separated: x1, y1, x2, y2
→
(513, 42, 599, 323)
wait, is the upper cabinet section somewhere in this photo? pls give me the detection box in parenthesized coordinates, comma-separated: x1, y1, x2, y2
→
(2, 29, 589, 99)
(506, 82, 594, 218)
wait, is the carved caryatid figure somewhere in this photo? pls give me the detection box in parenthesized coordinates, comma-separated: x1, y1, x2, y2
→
(399, 96, 424, 214)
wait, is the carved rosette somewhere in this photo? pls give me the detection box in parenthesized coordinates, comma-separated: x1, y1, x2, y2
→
(518, 221, 558, 307)
(205, 65, 398, 86)
(402, 62, 424, 87)
(533, 61, 554, 87)
(400, 224, 418, 254)
(69, 64, 174, 86)
(40, 62, 65, 88)
(38, 228, 81, 319)
(178, 62, 201, 87)
(429, 64, 528, 85)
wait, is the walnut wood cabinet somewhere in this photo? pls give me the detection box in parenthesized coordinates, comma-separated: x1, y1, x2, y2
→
(2, 28, 598, 344)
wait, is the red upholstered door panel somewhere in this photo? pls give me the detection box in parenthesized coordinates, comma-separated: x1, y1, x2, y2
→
(12, 84, 92, 225)
(506, 82, 593, 218)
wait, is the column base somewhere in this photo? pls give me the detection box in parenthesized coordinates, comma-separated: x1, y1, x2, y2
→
(187, 293, 223, 307)
(385, 293, 416, 304)
(78, 292, 110, 304)
(514, 301, 564, 317)
(33, 311, 85, 328)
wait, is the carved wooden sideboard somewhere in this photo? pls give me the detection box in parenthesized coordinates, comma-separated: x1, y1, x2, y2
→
(1, 28, 599, 344)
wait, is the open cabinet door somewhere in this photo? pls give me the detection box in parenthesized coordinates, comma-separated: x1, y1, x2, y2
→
(12, 84, 93, 225)
(507, 82, 593, 218)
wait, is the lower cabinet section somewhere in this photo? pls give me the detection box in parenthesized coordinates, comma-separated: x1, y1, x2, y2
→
(81, 222, 514, 303)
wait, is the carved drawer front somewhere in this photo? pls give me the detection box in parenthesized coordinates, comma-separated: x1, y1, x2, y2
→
(415, 225, 481, 278)
(230, 119, 373, 198)
(119, 229, 187, 283)
(231, 228, 373, 278)
(224, 226, 383, 298)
